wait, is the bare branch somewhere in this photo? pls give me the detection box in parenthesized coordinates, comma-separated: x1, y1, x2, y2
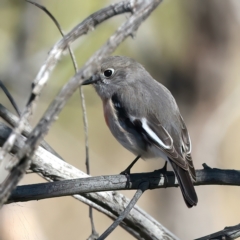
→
(0, 122, 177, 240)
(0, 104, 63, 160)
(7, 166, 240, 203)
(0, 0, 162, 208)
(0, 0, 133, 164)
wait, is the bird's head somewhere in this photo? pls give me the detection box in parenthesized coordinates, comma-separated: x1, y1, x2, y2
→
(82, 56, 146, 100)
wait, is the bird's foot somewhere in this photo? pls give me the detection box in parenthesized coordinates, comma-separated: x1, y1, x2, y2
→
(120, 155, 141, 187)
(119, 155, 141, 175)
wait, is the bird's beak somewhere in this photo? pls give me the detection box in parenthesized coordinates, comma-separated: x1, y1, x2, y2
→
(82, 75, 100, 85)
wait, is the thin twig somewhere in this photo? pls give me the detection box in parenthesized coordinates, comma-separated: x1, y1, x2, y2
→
(80, 89, 98, 239)
(26, 1, 95, 236)
(73, 195, 142, 240)
(98, 182, 149, 240)
(0, 80, 21, 116)
(79, 86, 96, 238)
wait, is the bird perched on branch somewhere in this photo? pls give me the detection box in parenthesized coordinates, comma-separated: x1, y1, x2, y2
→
(82, 56, 198, 208)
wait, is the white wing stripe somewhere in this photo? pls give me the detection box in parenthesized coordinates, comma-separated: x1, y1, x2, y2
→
(141, 118, 171, 149)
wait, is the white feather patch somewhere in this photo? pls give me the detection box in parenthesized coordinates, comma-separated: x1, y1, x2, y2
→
(130, 116, 171, 150)
(141, 118, 171, 149)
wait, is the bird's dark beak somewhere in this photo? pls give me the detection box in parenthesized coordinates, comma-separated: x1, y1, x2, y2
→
(82, 75, 100, 85)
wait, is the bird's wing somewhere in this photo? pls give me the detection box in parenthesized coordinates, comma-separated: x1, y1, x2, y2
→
(131, 114, 188, 168)
(132, 113, 196, 181)
(111, 93, 194, 172)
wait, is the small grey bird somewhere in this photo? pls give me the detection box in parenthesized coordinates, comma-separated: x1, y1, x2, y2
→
(83, 56, 198, 207)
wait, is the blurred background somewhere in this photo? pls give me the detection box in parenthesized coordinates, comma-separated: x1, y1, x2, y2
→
(1, 0, 240, 239)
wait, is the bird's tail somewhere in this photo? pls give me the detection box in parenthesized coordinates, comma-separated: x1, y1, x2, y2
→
(170, 161, 198, 208)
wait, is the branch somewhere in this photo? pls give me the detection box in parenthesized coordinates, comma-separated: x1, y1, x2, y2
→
(0, 0, 133, 162)
(0, 0, 162, 208)
(7, 166, 240, 203)
(0, 122, 177, 240)
(0, 0, 133, 200)
(0, 103, 63, 160)
(195, 223, 240, 240)
(26, 2, 96, 237)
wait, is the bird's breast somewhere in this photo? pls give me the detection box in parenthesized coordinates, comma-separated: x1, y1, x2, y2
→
(102, 99, 112, 128)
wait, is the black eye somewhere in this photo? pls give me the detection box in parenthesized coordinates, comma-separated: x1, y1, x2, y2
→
(103, 68, 114, 78)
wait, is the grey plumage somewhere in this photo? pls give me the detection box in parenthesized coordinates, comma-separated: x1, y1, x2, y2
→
(83, 56, 198, 207)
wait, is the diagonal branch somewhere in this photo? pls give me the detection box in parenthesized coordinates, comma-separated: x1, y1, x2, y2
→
(0, 0, 133, 165)
(0, 103, 63, 160)
(0, 0, 162, 208)
(98, 182, 149, 240)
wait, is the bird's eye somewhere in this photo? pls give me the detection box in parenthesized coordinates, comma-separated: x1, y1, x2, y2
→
(103, 68, 114, 78)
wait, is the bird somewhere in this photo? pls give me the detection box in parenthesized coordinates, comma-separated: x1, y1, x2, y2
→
(82, 56, 198, 208)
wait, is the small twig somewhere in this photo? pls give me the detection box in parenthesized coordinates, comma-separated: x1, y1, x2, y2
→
(26, 1, 95, 236)
(26, 0, 62, 33)
(72, 195, 142, 240)
(79, 86, 96, 238)
(98, 182, 149, 240)
(195, 223, 240, 240)
(0, 80, 21, 117)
